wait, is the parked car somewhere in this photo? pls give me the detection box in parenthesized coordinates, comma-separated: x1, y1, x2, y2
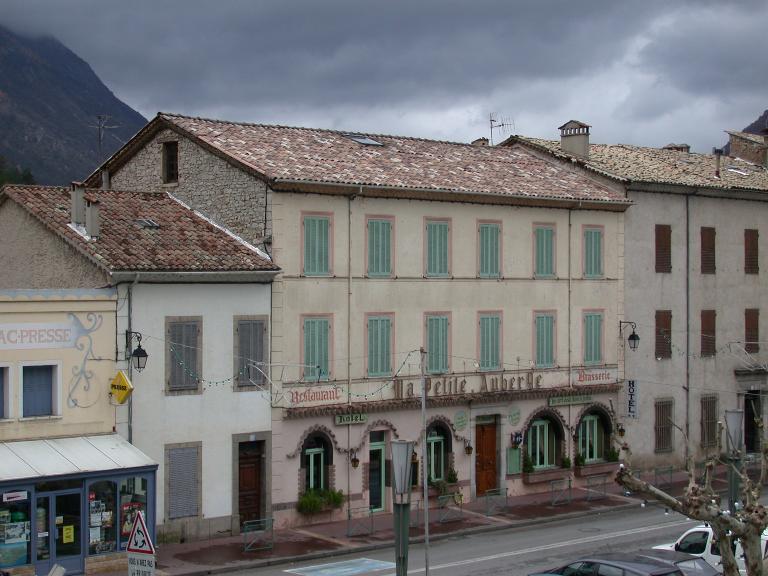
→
(529, 549, 717, 576)
(654, 524, 768, 574)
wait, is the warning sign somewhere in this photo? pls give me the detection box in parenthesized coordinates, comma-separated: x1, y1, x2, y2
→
(110, 371, 134, 404)
(127, 511, 155, 576)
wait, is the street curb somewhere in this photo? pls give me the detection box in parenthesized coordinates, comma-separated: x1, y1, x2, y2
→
(156, 499, 643, 576)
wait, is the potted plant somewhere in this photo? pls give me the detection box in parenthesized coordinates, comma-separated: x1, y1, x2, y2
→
(522, 451, 570, 484)
(560, 456, 572, 469)
(296, 489, 345, 515)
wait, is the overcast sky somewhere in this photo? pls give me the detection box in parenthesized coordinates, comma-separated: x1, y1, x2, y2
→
(3, 0, 767, 152)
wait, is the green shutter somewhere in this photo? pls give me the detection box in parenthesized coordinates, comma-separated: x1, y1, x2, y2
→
(304, 318, 329, 380)
(427, 221, 449, 276)
(479, 223, 500, 278)
(368, 316, 391, 376)
(427, 315, 448, 373)
(585, 228, 603, 277)
(507, 447, 522, 475)
(368, 219, 391, 276)
(304, 216, 330, 275)
(584, 313, 602, 364)
(479, 315, 500, 370)
(536, 314, 554, 367)
(535, 227, 554, 276)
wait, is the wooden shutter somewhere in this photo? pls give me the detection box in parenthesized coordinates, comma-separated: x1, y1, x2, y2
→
(700, 310, 716, 357)
(0, 368, 4, 419)
(507, 447, 522, 475)
(655, 310, 672, 359)
(701, 227, 716, 274)
(655, 224, 671, 273)
(427, 221, 449, 276)
(745, 229, 759, 274)
(584, 313, 602, 364)
(426, 315, 449, 373)
(169, 320, 199, 390)
(237, 319, 265, 386)
(654, 400, 673, 452)
(368, 219, 391, 276)
(479, 223, 500, 277)
(304, 318, 330, 380)
(535, 227, 554, 276)
(746, 308, 760, 353)
(584, 228, 603, 277)
(536, 314, 554, 367)
(367, 316, 391, 376)
(479, 315, 500, 370)
(167, 446, 200, 519)
(304, 216, 330, 275)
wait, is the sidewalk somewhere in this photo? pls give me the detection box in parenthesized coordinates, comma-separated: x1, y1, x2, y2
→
(146, 478, 670, 576)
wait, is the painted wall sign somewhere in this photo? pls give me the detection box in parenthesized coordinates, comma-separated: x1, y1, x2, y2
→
(392, 370, 546, 400)
(626, 380, 638, 419)
(0, 321, 77, 350)
(571, 368, 618, 386)
(548, 394, 592, 406)
(110, 371, 134, 404)
(2, 491, 28, 503)
(334, 413, 368, 425)
(289, 387, 343, 406)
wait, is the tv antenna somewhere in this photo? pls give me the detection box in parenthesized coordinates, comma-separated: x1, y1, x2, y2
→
(89, 114, 121, 159)
(489, 113, 515, 145)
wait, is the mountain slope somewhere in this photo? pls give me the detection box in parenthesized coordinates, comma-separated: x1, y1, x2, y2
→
(0, 25, 146, 185)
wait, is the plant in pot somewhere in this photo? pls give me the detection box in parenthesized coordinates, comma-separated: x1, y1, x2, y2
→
(522, 452, 534, 474)
(297, 488, 345, 515)
(574, 453, 586, 468)
(560, 456, 572, 469)
(605, 447, 620, 462)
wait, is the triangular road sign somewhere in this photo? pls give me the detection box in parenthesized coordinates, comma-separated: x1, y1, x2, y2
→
(126, 510, 155, 555)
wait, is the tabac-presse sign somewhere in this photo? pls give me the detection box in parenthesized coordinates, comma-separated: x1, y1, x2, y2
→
(126, 511, 155, 576)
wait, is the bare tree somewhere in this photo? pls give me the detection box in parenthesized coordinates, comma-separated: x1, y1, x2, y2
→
(614, 418, 768, 576)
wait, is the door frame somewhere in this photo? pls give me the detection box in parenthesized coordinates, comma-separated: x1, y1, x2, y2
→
(34, 489, 84, 576)
(231, 431, 271, 535)
(368, 441, 386, 512)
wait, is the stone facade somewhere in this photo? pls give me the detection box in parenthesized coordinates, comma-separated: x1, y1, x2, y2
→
(728, 133, 768, 168)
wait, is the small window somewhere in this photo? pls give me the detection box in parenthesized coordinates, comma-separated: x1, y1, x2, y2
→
(583, 312, 603, 365)
(655, 224, 672, 273)
(235, 318, 266, 388)
(166, 444, 201, 519)
(478, 222, 500, 278)
(425, 314, 449, 374)
(534, 225, 555, 277)
(746, 308, 760, 354)
(583, 227, 603, 278)
(162, 141, 179, 184)
(303, 215, 332, 276)
(302, 434, 332, 491)
(427, 431, 445, 482)
(745, 229, 759, 274)
(701, 395, 718, 448)
(701, 227, 716, 274)
(367, 218, 392, 277)
(343, 133, 383, 146)
(22, 364, 57, 417)
(426, 220, 450, 277)
(701, 310, 716, 357)
(303, 316, 330, 380)
(535, 313, 555, 368)
(654, 399, 674, 452)
(166, 318, 202, 393)
(479, 314, 501, 371)
(655, 310, 672, 360)
(367, 315, 392, 377)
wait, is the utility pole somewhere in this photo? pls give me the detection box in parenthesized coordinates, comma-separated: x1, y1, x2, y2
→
(420, 347, 430, 575)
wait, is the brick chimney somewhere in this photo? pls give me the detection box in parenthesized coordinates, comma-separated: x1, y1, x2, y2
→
(70, 183, 85, 226)
(85, 198, 100, 239)
(558, 120, 591, 159)
(712, 148, 723, 178)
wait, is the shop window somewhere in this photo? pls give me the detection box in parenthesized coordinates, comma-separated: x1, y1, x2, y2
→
(303, 214, 332, 276)
(162, 141, 178, 184)
(302, 434, 332, 492)
(583, 312, 603, 365)
(166, 317, 202, 393)
(425, 314, 449, 374)
(479, 314, 501, 371)
(578, 414, 606, 463)
(119, 476, 149, 545)
(367, 218, 392, 277)
(534, 224, 555, 277)
(88, 481, 117, 555)
(425, 219, 450, 277)
(303, 316, 331, 380)
(166, 445, 200, 520)
(479, 222, 500, 278)
(584, 227, 603, 278)
(0, 366, 8, 419)
(528, 419, 557, 469)
(0, 491, 31, 569)
(22, 364, 57, 417)
(367, 315, 392, 377)
(235, 317, 267, 387)
(535, 312, 555, 368)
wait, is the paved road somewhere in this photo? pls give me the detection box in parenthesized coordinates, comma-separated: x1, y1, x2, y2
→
(241, 505, 700, 576)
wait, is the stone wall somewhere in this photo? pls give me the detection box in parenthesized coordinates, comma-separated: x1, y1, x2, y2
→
(729, 134, 768, 167)
(110, 128, 272, 248)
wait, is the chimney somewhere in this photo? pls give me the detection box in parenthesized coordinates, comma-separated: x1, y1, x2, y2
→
(70, 183, 85, 226)
(558, 120, 591, 159)
(713, 148, 723, 178)
(662, 143, 690, 153)
(471, 137, 489, 146)
(101, 169, 111, 190)
(85, 199, 100, 239)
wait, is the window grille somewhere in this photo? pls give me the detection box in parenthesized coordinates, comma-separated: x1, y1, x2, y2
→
(654, 399, 674, 452)
(700, 395, 718, 448)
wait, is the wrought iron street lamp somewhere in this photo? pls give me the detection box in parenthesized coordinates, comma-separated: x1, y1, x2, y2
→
(125, 331, 149, 371)
(619, 321, 640, 351)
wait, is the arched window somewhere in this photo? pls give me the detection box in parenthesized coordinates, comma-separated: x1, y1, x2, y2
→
(426, 422, 452, 482)
(526, 415, 562, 469)
(302, 433, 332, 492)
(577, 410, 611, 463)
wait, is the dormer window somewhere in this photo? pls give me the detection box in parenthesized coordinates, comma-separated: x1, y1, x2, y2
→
(162, 141, 179, 184)
(343, 133, 383, 147)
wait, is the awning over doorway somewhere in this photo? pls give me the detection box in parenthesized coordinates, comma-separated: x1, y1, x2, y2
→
(0, 434, 156, 483)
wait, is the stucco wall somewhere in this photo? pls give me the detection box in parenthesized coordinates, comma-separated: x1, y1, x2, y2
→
(110, 128, 272, 247)
(0, 200, 107, 289)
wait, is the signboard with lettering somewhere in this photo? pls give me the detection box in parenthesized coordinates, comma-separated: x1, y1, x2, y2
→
(0, 321, 77, 350)
(127, 511, 155, 576)
(110, 371, 134, 404)
(570, 368, 618, 386)
(335, 413, 368, 425)
(548, 394, 592, 407)
(626, 380, 638, 419)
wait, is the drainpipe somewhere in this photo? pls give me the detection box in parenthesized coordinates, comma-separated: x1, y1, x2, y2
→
(127, 282, 134, 443)
(685, 194, 691, 463)
(568, 208, 574, 459)
(346, 189, 356, 522)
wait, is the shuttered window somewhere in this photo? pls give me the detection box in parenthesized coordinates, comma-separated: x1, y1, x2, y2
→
(535, 313, 555, 368)
(479, 223, 500, 278)
(507, 447, 522, 475)
(303, 317, 330, 380)
(426, 221, 450, 277)
(654, 399, 674, 452)
(584, 227, 603, 277)
(584, 312, 603, 365)
(0, 368, 5, 419)
(236, 319, 266, 387)
(701, 310, 716, 357)
(22, 365, 54, 417)
(479, 314, 501, 370)
(167, 445, 200, 519)
(700, 395, 718, 448)
(534, 226, 555, 277)
(368, 219, 392, 276)
(746, 308, 760, 354)
(655, 224, 671, 273)
(655, 310, 672, 360)
(303, 215, 331, 276)
(701, 227, 716, 274)
(745, 229, 759, 274)
(426, 315, 449, 374)
(367, 316, 392, 377)
(167, 319, 201, 392)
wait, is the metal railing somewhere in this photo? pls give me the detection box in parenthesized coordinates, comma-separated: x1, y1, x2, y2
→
(482, 488, 507, 516)
(437, 492, 463, 523)
(346, 507, 374, 537)
(242, 517, 274, 552)
(551, 477, 572, 506)
(585, 474, 607, 501)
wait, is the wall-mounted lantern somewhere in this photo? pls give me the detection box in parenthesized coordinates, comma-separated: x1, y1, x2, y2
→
(619, 321, 640, 351)
(125, 331, 148, 371)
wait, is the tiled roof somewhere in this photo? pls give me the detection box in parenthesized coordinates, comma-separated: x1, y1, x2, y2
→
(0, 185, 278, 274)
(726, 131, 767, 146)
(93, 113, 628, 207)
(510, 136, 768, 192)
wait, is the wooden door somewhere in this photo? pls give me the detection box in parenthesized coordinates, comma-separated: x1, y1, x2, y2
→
(475, 422, 498, 494)
(238, 441, 263, 524)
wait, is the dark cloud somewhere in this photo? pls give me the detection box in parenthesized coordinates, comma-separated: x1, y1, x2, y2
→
(2, 0, 766, 151)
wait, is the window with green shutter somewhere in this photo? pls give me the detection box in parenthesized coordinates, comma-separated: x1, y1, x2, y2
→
(479, 314, 501, 370)
(584, 312, 603, 365)
(534, 225, 555, 277)
(304, 317, 330, 380)
(479, 223, 500, 278)
(303, 215, 330, 276)
(426, 314, 449, 373)
(584, 227, 603, 277)
(368, 219, 392, 276)
(426, 220, 450, 277)
(367, 316, 392, 377)
(507, 447, 522, 475)
(535, 313, 555, 368)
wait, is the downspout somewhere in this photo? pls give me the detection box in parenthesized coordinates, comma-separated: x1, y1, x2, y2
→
(346, 189, 356, 521)
(568, 208, 574, 460)
(127, 281, 134, 444)
(685, 194, 691, 463)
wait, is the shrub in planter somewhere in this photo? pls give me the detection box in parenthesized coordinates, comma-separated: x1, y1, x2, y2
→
(522, 452, 534, 474)
(323, 488, 344, 509)
(560, 456, 572, 469)
(574, 453, 586, 467)
(446, 467, 458, 484)
(606, 447, 620, 462)
(297, 490, 325, 515)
